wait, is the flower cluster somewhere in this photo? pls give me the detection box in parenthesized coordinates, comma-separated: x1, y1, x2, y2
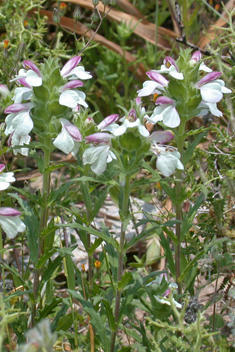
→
(138, 51, 232, 128)
(4, 57, 92, 156)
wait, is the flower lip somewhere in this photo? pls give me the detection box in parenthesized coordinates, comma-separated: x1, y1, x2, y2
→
(61, 119, 82, 141)
(61, 80, 84, 91)
(0, 207, 22, 217)
(155, 96, 174, 105)
(61, 56, 82, 77)
(98, 114, 119, 130)
(197, 71, 221, 87)
(146, 71, 169, 86)
(149, 130, 174, 144)
(17, 78, 32, 88)
(85, 132, 113, 144)
(23, 60, 41, 76)
(4, 103, 31, 114)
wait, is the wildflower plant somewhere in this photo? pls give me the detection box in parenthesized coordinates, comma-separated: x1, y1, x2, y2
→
(0, 43, 233, 351)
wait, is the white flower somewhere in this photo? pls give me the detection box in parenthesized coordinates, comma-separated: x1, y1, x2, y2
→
(4, 103, 33, 137)
(10, 60, 42, 87)
(53, 119, 82, 156)
(13, 79, 32, 103)
(60, 56, 92, 80)
(196, 71, 232, 103)
(0, 164, 15, 190)
(154, 56, 184, 80)
(146, 96, 180, 128)
(137, 71, 168, 97)
(152, 144, 184, 177)
(198, 101, 222, 117)
(189, 51, 212, 72)
(0, 208, 26, 239)
(9, 133, 31, 156)
(59, 81, 88, 109)
(83, 145, 116, 175)
(108, 117, 149, 137)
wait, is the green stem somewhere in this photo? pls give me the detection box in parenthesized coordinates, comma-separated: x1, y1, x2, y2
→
(175, 120, 186, 294)
(0, 228, 5, 293)
(32, 146, 51, 326)
(110, 173, 131, 352)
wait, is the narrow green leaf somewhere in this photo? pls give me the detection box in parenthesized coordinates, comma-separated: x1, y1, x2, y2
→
(64, 254, 76, 291)
(67, 290, 111, 352)
(59, 223, 118, 248)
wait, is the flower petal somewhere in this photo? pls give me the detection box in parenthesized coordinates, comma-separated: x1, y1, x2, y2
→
(83, 145, 111, 174)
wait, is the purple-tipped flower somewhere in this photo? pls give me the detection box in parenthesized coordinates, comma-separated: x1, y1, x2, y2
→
(146, 96, 180, 128)
(0, 207, 26, 238)
(53, 119, 82, 156)
(137, 71, 168, 97)
(5, 103, 33, 137)
(60, 56, 82, 77)
(10, 60, 42, 87)
(98, 114, 119, 130)
(59, 82, 88, 109)
(191, 51, 202, 63)
(151, 144, 184, 177)
(85, 132, 113, 144)
(154, 56, 184, 80)
(190, 51, 212, 72)
(60, 56, 92, 81)
(23, 60, 42, 77)
(196, 71, 232, 103)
